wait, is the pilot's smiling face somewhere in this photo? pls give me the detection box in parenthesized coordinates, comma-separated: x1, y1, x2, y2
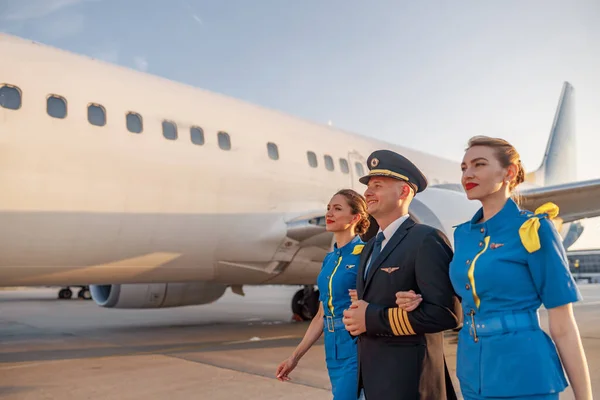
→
(364, 177, 405, 217)
(461, 145, 510, 201)
(325, 194, 359, 233)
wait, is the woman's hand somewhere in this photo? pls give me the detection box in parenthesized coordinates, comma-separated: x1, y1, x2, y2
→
(275, 356, 298, 382)
(349, 289, 358, 304)
(395, 290, 422, 311)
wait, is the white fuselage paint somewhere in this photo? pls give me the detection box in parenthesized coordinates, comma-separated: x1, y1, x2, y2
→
(0, 34, 485, 287)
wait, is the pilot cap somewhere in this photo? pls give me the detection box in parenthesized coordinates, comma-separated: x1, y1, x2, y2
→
(359, 149, 428, 193)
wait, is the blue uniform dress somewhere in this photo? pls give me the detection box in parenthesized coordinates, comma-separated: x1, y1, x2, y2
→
(316, 235, 365, 400)
(449, 198, 582, 400)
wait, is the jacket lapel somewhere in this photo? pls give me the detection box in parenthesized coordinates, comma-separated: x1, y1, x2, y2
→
(364, 217, 416, 293)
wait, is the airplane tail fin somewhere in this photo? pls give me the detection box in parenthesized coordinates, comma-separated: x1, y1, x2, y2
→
(525, 82, 577, 187)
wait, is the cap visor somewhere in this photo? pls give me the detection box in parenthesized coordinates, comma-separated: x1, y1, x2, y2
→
(359, 172, 408, 185)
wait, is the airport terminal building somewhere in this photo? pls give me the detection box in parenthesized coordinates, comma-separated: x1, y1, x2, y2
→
(567, 249, 600, 283)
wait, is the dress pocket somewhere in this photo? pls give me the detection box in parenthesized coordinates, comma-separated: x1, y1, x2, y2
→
(480, 330, 568, 397)
(456, 331, 480, 394)
(334, 330, 358, 360)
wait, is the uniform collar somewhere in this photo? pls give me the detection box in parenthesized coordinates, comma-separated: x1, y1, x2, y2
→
(333, 234, 362, 255)
(377, 213, 410, 242)
(469, 197, 520, 232)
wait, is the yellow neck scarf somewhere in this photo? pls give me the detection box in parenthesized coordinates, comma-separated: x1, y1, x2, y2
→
(518, 202, 560, 253)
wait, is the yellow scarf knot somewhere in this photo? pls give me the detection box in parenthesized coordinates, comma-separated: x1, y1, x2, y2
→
(518, 202, 559, 253)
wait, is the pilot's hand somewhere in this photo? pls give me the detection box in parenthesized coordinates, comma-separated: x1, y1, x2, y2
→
(395, 290, 422, 312)
(343, 300, 368, 335)
(348, 289, 358, 304)
(275, 356, 298, 382)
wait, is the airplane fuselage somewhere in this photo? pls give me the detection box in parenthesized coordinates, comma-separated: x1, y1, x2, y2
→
(1, 34, 474, 289)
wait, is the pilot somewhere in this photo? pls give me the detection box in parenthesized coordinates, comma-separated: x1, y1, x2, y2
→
(395, 136, 593, 399)
(276, 189, 370, 400)
(343, 149, 460, 400)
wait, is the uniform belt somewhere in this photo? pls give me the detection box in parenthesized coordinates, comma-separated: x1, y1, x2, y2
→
(324, 316, 345, 332)
(464, 310, 540, 340)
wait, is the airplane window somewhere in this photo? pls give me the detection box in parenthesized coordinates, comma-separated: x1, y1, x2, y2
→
(126, 112, 143, 133)
(0, 84, 22, 110)
(191, 126, 204, 145)
(47, 95, 67, 119)
(324, 155, 334, 171)
(88, 103, 106, 126)
(355, 162, 364, 177)
(267, 142, 279, 160)
(162, 120, 177, 140)
(218, 131, 231, 150)
(339, 158, 349, 174)
(307, 151, 318, 168)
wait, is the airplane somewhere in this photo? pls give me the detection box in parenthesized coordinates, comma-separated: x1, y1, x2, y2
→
(1, 33, 600, 320)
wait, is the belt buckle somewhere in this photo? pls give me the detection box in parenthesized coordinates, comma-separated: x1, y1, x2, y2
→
(326, 316, 334, 332)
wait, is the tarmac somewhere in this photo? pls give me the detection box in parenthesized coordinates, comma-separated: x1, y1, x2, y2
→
(1, 284, 599, 399)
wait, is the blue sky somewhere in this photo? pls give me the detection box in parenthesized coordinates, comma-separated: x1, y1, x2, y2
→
(1, 0, 599, 248)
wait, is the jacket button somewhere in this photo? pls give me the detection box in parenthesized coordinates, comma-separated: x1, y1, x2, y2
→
(479, 242, 484, 247)
(466, 259, 471, 265)
(480, 228, 485, 233)
(465, 284, 471, 290)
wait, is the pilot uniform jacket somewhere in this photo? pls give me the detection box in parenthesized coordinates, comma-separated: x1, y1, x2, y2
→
(356, 215, 461, 400)
(449, 199, 581, 399)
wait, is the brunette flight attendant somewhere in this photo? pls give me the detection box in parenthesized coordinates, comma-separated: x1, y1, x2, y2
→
(396, 136, 592, 399)
(276, 189, 370, 400)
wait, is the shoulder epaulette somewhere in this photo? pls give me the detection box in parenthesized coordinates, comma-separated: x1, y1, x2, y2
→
(351, 244, 365, 255)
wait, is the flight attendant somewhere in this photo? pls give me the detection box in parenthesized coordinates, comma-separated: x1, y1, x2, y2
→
(276, 189, 370, 400)
(396, 136, 592, 399)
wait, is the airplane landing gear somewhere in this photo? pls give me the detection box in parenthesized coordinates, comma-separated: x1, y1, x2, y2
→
(58, 287, 72, 299)
(77, 286, 91, 300)
(57, 286, 91, 300)
(291, 285, 319, 321)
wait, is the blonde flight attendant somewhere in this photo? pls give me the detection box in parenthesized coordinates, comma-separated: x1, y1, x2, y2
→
(276, 189, 370, 400)
(397, 136, 593, 399)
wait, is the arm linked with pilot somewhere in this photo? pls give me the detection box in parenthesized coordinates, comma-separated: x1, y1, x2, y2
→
(364, 230, 460, 336)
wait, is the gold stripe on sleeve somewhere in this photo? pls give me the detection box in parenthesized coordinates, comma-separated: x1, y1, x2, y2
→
(401, 309, 416, 335)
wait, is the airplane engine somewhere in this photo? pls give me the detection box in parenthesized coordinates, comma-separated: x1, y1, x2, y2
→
(411, 186, 585, 248)
(409, 186, 481, 245)
(89, 282, 227, 309)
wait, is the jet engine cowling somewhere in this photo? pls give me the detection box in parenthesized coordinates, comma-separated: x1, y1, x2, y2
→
(409, 186, 580, 248)
(89, 282, 227, 309)
(408, 186, 481, 246)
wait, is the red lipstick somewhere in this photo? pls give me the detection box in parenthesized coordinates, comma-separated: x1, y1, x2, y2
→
(465, 183, 479, 190)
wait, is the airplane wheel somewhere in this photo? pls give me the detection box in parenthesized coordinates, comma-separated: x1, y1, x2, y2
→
(78, 288, 91, 300)
(291, 287, 319, 321)
(58, 288, 73, 299)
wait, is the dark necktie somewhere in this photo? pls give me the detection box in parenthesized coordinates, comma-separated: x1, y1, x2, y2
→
(364, 232, 385, 279)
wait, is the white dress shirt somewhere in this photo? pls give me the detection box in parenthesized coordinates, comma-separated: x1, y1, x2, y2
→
(378, 213, 410, 251)
(366, 213, 410, 269)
